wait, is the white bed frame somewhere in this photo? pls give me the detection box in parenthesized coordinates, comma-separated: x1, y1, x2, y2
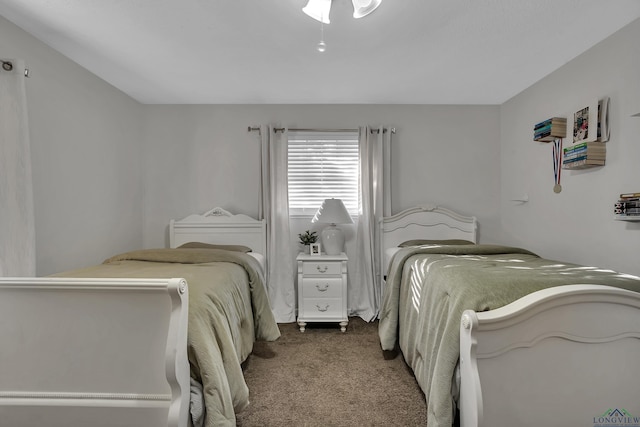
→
(0, 277, 189, 427)
(379, 203, 478, 283)
(169, 207, 267, 254)
(459, 284, 640, 427)
(0, 208, 266, 427)
(381, 204, 640, 427)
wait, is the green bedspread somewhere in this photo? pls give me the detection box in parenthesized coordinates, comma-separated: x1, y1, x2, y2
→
(378, 244, 640, 427)
(54, 248, 280, 427)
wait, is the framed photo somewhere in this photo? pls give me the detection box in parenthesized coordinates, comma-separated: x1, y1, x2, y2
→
(572, 98, 600, 144)
(310, 243, 321, 256)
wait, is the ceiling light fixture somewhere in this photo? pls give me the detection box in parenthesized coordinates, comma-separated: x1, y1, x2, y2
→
(304, 0, 381, 53)
(303, 0, 332, 24)
(302, 0, 382, 24)
(317, 20, 327, 52)
(352, 0, 383, 19)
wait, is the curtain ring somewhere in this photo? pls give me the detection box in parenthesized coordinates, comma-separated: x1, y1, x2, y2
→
(2, 61, 13, 71)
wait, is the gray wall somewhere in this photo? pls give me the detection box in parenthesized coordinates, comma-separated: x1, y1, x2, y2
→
(141, 105, 501, 250)
(3, 12, 639, 277)
(0, 16, 145, 275)
(140, 105, 501, 285)
(500, 18, 640, 275)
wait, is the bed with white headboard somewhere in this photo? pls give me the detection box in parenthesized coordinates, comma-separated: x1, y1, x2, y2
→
(0, 208, 278, 427)
(379, 203, 477, 285)
(170, 207, 266, 253)
(170, 206, 267, 274)
(378, 204, 640, 427)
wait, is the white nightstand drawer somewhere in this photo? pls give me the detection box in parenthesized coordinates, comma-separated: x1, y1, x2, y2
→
(302, 261, 342, 276)
(301, 298, 343, 318)
(297, 252, 348, 332)
(302, 278, 343, 299)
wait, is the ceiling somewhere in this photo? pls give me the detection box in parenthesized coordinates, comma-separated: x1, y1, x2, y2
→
(1, 0, 639, 105)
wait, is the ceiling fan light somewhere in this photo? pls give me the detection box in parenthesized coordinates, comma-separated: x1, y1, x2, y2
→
(352, 0, 381, 19)
(303, 0, 331, 24)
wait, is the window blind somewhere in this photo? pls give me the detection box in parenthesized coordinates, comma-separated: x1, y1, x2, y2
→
(288, 131, 359, 216)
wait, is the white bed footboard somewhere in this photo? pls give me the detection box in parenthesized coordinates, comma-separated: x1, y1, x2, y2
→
(0, 277, 190, 427)
(459, 284, 640, 427)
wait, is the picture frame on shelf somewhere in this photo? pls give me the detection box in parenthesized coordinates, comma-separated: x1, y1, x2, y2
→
(572, 102, 596, 143)
(310, 243, 321, 256)
(570, 97, 609, 144)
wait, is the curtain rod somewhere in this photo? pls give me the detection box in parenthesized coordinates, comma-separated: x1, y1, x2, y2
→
(1, 60, 30, 77)
(247, 126, 396, 134)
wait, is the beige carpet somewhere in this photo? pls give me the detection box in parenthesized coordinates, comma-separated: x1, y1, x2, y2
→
(236, 317, 427, 426)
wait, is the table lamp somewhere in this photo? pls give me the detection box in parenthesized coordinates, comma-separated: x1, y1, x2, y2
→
(311, 198, 354, 255)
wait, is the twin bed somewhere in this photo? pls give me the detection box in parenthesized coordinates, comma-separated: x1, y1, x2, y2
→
(0, 207, 279, 427)
(378, 204, 640, 427)
(5, 203, 640, 427)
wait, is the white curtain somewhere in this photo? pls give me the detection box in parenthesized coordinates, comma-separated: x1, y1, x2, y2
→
(0, 59, 35, 277)
(259, 125, 296, 323)
(349, 126, 391, 321)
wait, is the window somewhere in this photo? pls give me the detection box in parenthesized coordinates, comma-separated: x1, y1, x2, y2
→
(288, 131, 359, 217)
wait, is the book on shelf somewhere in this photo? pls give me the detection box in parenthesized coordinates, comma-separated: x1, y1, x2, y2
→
(562, 156, 607, 165)
(620, 192, 640, 199)
(563, 147, 607, 157)
(562, 158, 605, 169)
(534, 117, 566, 129)
(563, 140, 606, 166)
(563, 148, 606, 158)
(615, 189, 640, 219)
(615, 210, 640, 216)
(534, 130, 552, 139)
(533, 117, 566, 142)
(623, 208, 640, 214)
(614, 200, 640, 215)
(563, 153, 606, 162)
(534, 123, 552, 134)
(535, 132, 554, 140)
(563, 154, 606, 164)
(615, 214, 640, 219)
(564, 141, 606, 153)
(615, 200, 640, 208)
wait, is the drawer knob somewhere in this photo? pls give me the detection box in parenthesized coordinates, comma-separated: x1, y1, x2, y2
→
(316, 304, 330, 312)
(316, 283, 329, 292)
(316, 265, 328, 273)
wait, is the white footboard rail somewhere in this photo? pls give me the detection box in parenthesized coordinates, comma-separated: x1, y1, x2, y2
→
(459, 284, 640, 427)
(0, 277, 190, 427)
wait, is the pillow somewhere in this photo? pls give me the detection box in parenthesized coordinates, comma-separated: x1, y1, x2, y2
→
(398, 239, 474, 247)
(177, 242, 253, 252)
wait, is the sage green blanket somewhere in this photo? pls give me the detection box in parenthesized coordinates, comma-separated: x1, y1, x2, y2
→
(55, 248, 280, 427)
(378, 244, 640, 427)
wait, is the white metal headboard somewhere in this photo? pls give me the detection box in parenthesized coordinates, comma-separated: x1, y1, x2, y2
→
(169, 207, 267, 255)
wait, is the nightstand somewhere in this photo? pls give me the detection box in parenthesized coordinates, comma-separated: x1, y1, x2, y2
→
(296, 252, 348, 332)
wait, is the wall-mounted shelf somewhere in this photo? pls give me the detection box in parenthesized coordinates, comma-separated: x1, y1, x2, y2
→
(562, 141, 606, 169)
(615, 217, 640, 221)
(615, 193, 640, 221)
(533, 117, 567, 142)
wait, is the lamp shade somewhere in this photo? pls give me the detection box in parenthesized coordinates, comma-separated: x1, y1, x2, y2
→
(352, 0, 381, 18)
(312, 199, 353, 255)
(303, 0, 332, 24)
(312, 198, 354, 225)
